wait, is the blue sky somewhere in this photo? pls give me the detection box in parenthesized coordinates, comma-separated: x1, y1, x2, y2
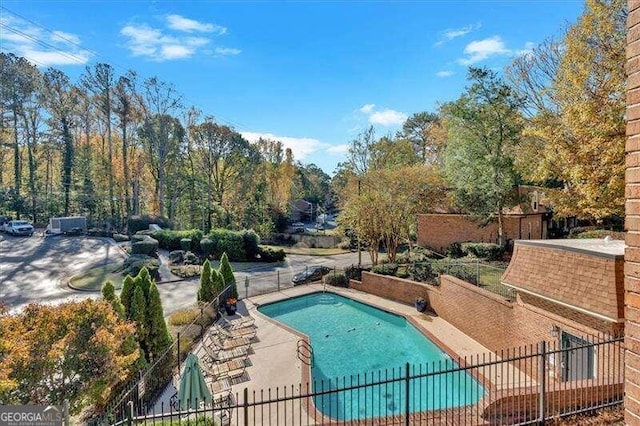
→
(0, 1, 584, 175)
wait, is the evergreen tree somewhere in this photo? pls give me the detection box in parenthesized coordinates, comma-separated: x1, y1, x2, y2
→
(120, 275, 135, 318)
(130, 286, 147, 353)
(146, 282, 172, 361)
(101, 281, 125, 317)
(211, 269, 225, 296)
(137, 267, 152, 299)
(219, 252, 237, 298)
(198, 259, 215, 303)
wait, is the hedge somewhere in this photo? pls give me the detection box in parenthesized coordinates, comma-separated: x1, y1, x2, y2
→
(461, 242, 504, 261)
(324, 273, 348, 287)
(151, 229, 203, 252)
(257, 246, 286, 262)
(128, 215, 173, 235)
(203, 229, 262, 261)
(131, 237, 159, 256)
(123, 255, 160, 279)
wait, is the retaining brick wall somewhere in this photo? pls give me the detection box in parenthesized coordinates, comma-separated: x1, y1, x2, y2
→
(629, 1, 640, 422)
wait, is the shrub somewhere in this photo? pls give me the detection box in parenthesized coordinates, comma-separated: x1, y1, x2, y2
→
(462, 243, 504, 261)
(128, 215, 173, 235)
(180, 238, 192, 251)
(200, 238, 214, 259)
(208, 229, 245, 261)
(570, 229, 626, 240)
(183, 251, 199, 265)
(344, 265, 363, 281)
(445, 242, 465, 258)
(123, 255, 160, 280)
(242, 230, 261, 260)
(568, 226, 597, 237)
(198, 260, 215, 303)
(169, 265, 201, 278)
(113, 233, 129, 242)
(168, 308, 200, 327)
(219, 253, 237, 298)
(371, 263, 398, 276)
(257, 246, 286, 262)
(338, 238, 353, 250)
(324, 273, 348, 287)
(131, 237, 159, 256)
(151, 229, 203, 252)
(408, 261, 436, 283)
(168, 250, 185, 265)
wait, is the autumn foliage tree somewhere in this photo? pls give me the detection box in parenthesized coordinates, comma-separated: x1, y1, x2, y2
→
(0, 300, 139, 413)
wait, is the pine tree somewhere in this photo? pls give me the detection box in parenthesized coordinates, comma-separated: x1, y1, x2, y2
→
(137, 267, 152, 299)
(198, 259, 214, 303)
(146, 282, 172, 361)
(120, 275, 135, 318)
(219, 252, 237, 298)
(130, 286, 147, 353)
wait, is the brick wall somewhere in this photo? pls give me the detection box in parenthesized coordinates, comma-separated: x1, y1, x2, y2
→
(354, 272, 618, 353)
(629, 1, 640, 422)
(416, 214, 543, 252)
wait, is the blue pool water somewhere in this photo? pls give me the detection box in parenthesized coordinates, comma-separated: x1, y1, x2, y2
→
(258, 292, 484, 420)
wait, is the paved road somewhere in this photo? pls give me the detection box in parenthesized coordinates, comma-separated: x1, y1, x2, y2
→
(0, 234, 365, 314)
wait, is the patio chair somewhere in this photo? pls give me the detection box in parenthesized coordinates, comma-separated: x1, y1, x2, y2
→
(205, 357, 248, 382)
(213, 323, 257, 341)
(205, 331, 252, 351)
(199, 342, 249, 365)
(219, 315, 255, 330)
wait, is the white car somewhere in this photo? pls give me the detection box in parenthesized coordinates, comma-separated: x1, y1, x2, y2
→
(5, 220, 34, 236)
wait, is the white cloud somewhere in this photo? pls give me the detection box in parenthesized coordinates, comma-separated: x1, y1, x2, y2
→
(166, 14, 227, 34)
(0, 15, 91, 66)
(458, 36, 511, 65)
(242, 132, 329, 160)
(215, 47, 242, 56)
(516, 41, 536, 58)
(359, 104, 375, 114)
(436, 70, 454, 77)
(357, 104, 407, 127)
(121, 16, 238, 62)
(435, 23, 481, 46)
(327, 144, 349, 155)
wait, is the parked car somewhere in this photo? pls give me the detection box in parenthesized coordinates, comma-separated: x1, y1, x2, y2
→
(291, 222, 306, 233)
(5, 220, 34, 236)
(292, 265, 332, 285)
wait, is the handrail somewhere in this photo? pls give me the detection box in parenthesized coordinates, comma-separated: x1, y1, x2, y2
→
(297, 339, 313, 366)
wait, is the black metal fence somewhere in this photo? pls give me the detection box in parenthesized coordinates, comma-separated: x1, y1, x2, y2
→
(111, 333, 623, 425)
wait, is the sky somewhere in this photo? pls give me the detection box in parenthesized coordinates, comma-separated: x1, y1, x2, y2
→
(0, 1, 584, 175)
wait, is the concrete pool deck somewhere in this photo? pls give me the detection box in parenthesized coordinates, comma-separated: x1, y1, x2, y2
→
(210, 284, 531, 424)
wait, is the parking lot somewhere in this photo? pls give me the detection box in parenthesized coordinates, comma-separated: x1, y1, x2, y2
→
(0, 233, 125, 312)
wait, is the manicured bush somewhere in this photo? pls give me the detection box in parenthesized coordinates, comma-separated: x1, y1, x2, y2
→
(198, 260, 215, 303)
(200, 238, 215, 259)
(207, 229, 244, 260)
(408, 261, 436, 283)
(113, 233, 130, 242)
(324, 272, 348, 287)
(462, 243, 504, 261)
(131, 237, 159, 256)
(219, 253, 237, 298)
(123, 255, 160, 280)
(371, 263, 398, 276)
(257, 246, 286, 262)
(169, 265, 201, 279)
(128, 215, 173, 235)
(242, 230, 261, 260)
(445, 242, 465, 258)
(151, 229, 203, 252)
(183, 251, 199, 265)
(344, 265, 363, 281)
(168, 250, 185, 265)
(102, 281, 125, 317)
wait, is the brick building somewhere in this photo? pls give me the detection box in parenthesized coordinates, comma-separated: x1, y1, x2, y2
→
(628, 1, 640, 422)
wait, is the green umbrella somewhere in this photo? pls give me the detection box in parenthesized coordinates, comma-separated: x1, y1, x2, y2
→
(178, 353, 213, 410)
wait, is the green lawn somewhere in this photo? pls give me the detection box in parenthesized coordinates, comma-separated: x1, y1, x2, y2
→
(477, 264, 513, 300)
(69, 263, 124, 291)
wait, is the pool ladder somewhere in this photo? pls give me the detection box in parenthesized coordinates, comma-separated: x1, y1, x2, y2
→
(297, 339, 313, 366)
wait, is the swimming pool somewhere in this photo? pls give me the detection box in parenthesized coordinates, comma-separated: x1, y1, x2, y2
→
(258, 292, 484, 420)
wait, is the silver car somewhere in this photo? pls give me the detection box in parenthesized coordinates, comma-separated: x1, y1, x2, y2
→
(6, 220, 34, 236)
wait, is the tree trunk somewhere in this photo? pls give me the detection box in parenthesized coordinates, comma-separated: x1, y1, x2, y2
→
(122, 122, 131, 222)
(61, 118, 73, 216)
(13, 113, 21, 219)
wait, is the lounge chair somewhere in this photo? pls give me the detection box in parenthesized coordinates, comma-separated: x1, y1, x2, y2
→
(205, 332, 252, 351)
(219, 315, 255, 330)
(200, 343, 249, 365)
(205, 357, 247, 381)
(213, 323, 257, 341)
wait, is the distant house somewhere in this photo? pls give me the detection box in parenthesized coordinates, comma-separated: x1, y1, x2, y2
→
(417, 186, 562, 252)
(291, 199, 313, 222)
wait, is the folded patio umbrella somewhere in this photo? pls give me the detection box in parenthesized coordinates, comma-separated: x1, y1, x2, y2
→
(178, 353, 213, 410)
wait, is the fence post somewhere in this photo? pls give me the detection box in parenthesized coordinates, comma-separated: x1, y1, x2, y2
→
(126, 400, 134, 426)
(177, 332, 181, 372)
(476, 258, 480, 285)
(245, 276, 249, 299)
(243, 387, 249, 426)
(405, 362, 410, 426)
(62, 399, 69, 426)
(277, 270, 280, 291)
(538, 341, 547, 424)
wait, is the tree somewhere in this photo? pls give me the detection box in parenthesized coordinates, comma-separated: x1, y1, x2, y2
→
(211, 269, 225, 296)
(146, 282, 172, 361)
(441, 67, 523, 246)
(120, 275, 135, 317)
(0, 300, 139, 413)
(102, 280, 125, 317)
(219, 252, 236, 297)
(41, 69, 78, 216)
(347, 126, 375, 175)
(198, 259, 215, 303)
(369, 136, 420, 170)
(506, 0, 625, 220)
(130, 286, 147, 351)
(397, 111, 444, 163)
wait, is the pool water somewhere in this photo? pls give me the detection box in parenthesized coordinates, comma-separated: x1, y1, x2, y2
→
(258, 292, 484, 420)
